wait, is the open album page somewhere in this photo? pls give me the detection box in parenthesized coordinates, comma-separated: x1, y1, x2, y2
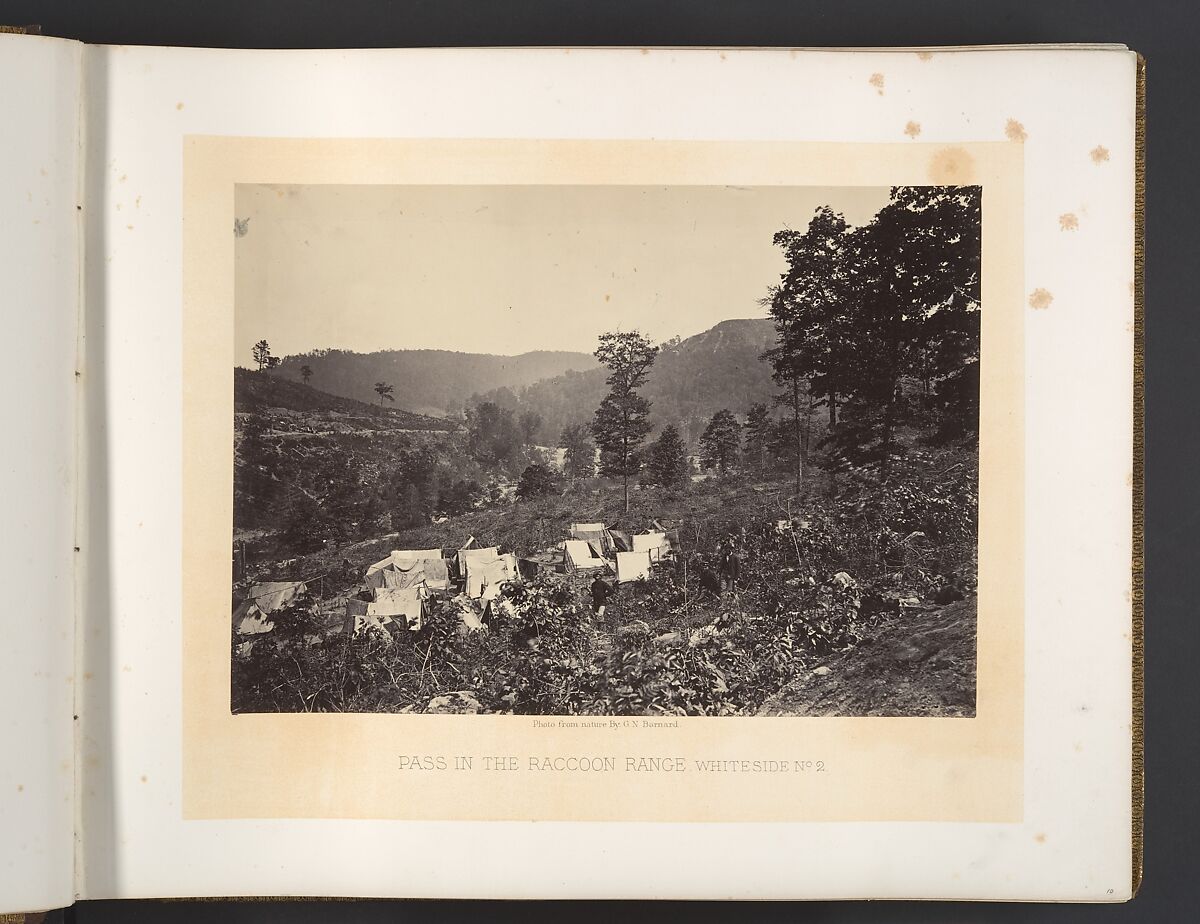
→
(77, 44, 1136, 901)
(0, 33, 82, 915)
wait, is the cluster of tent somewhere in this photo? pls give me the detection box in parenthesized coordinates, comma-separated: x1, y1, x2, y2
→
(556, 522, 678, 585)
(232, 523, 681, 650)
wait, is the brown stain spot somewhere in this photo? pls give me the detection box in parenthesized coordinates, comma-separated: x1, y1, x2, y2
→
(927, 146, 975, 184)
(904, 121, 921, 139)
(140, 775, 148, 783)
(718, 51, 727, 61)
(1074, 742, 1084, 753)
(119, 173, 127, 183)
(176, 101, 184, 110)
(1028, 288, 1054, 310)
(1125, 471, 1134, 487)
(16, 784, 23, 792)
(84, 672, 93, 681)
(135, 196, 142, 209)
(789, 48, 799, 59)
(1090, 145, 1110, 164)
(869, 72, 885, 95)
(126, 224, 134, 231)
(1128, 280, 1136, 294)
(1035, 833, 1046, 844)
(917, 51, 933, 61)
(604, 294, 611, 302)
(1005, 119, 1027, 142)
(115, 203, 121, 210)
(640, 48, 649, 56)
(1059, 213, 1079, 231)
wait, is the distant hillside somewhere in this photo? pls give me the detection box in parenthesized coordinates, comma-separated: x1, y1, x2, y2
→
(267, 348, 600, 418)
(234, 367, 455, 431)
(478, 318, 780, 446)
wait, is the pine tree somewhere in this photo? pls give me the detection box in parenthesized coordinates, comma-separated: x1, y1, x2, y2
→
(641, 425, 689, 493)
(591, 331, 658, 513)
(699, 409, 742, 473)
(252, 339, 272, 371)
(743, 403, 773, 475)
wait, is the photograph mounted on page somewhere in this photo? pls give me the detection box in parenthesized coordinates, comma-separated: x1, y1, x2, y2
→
(228, 182, 982, 719)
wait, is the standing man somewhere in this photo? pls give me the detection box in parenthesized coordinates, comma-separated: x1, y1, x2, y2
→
(590, 575, 615, 630)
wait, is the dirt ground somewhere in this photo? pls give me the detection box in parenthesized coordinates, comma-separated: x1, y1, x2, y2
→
(758, 596, 977, 717)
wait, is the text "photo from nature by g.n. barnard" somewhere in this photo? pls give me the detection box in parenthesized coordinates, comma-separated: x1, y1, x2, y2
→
(231, 183, 981, 718)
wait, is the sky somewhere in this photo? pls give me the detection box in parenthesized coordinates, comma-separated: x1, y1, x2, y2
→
(234, 183, 892, 362)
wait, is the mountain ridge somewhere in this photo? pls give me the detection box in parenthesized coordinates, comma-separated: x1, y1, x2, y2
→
(268, 347, 600, 418)
(259, 317, 779, 444)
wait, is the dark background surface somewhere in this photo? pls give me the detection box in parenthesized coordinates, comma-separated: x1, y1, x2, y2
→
(0, 1, 1193, 922)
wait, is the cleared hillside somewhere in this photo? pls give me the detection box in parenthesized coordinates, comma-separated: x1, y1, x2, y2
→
(267, 348, 600, 418)
(235, 367, 455, 432)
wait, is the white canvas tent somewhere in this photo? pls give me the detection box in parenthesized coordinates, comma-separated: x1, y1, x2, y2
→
(467, 552, 519, 600)
(617, 550, 652, 584)
(569, 522, 614, 554)
(233, 580, 308, 636)
(564, 539, 606, 571)
(632, 532, 672, 563)
(365, 549, 444, 591)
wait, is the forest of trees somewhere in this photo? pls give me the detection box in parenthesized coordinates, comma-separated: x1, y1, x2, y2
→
(555, 184, 982, 501)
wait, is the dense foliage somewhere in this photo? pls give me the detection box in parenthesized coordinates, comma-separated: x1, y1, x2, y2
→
(233, 451, 977, 716)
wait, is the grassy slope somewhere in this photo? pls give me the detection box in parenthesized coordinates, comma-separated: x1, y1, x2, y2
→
(757, 596, 977, 718)
(235, 367, 455, 431)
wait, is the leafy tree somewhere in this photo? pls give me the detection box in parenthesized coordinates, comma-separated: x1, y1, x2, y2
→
(383, 448, 438, 529)
(832, 186, 981, 477)
(764, 207, 853, 491)
(641, 425, 689, 493)
(252, 339, 272, 371)
(591, 331, 658, 512)
(437, 479, 484, 516)
(280, 490, 337, 553)
(301, 364, 313, 385)
(763, 188, 981, 482)
(466, 401, 522, 470)
(743, 403, 773, 475)
(374, 382, 395, 406)
(516, 463, 560, 500)
(267, 356, 282, 369)
(559, 422, 596, 480)
(518, 410, 544, 445)
(390, 483, 426, 530)
(233, 411, 278, 527)
(699, 409, 742, 473)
